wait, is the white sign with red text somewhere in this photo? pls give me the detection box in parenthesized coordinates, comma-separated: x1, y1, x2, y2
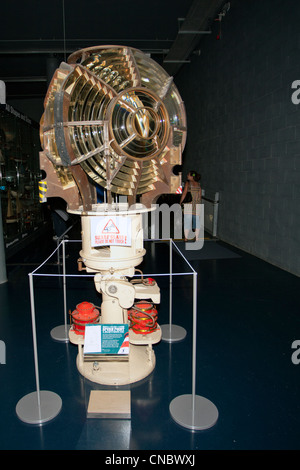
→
(90, 216, 132, 246)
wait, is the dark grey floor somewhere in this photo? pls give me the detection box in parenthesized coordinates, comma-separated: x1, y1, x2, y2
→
(0, 231, 299, 451)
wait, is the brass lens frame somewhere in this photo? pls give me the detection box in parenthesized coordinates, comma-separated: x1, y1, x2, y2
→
(40, 46, 187, 207)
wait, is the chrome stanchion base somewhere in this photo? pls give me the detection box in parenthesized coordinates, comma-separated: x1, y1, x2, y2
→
(50, 324, 70, 342)
(169, 394, 218, 431)
(160, 324, 187, 342)
(16, 391, 62, 425)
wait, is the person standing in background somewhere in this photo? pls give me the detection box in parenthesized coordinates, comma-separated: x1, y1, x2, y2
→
(180, 170, 202, 241)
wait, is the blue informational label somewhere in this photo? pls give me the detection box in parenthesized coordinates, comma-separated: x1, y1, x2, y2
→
(83, 324, 129, 355)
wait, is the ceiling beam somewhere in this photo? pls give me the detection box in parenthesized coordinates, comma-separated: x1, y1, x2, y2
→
(163, 0, 226, 76)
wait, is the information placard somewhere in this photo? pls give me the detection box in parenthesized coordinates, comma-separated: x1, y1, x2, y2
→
(90, 216, 132, 246)
(83, 324, 129, 356)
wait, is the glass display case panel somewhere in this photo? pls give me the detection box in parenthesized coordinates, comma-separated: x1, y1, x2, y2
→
(0, 104, 45, 255)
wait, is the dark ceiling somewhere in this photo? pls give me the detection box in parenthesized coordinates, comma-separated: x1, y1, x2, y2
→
(0, 0, 226, 101)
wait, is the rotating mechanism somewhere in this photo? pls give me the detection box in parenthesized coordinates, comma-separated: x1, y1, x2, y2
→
(39, 46, 187, 385)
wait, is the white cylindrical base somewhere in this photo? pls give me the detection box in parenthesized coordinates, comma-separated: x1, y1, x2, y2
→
(16, 391, 62, 425)
(169, 394, 218, 431)
(160, 324, 187, 342)
(50, 325, 70, 342)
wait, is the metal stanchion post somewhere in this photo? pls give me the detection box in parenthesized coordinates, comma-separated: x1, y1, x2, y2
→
(160, 239, 187, 342)
(50, 238, 70, 342)
(16, 273, 62, 424)
(169, 272, 219, 430)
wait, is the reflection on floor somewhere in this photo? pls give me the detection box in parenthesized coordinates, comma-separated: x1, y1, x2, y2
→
(0, 229, 299, 450)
